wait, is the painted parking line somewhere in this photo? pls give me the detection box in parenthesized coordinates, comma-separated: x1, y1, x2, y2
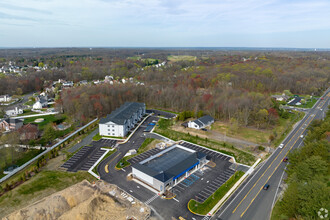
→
(204, 188, 214, 194)
(199, 191, 210, 197)
(196, 194, 207, 200)
(210, 182, 219, 188)
(175, 185, 185, 190)
(214, 179, 224, 184)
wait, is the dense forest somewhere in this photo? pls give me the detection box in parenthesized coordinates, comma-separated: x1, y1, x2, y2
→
(275, 107, 330, 219)
(0, 49, 329, 128)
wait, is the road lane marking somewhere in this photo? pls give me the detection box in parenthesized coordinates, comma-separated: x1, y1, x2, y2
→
(173, 197, 179, 202)
(232, 114, 314, 213)
(239, 97, 328, 218)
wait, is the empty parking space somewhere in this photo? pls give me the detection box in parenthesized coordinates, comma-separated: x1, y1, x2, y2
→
(127, 148, 163, 165)
(61, 146, 106, 172)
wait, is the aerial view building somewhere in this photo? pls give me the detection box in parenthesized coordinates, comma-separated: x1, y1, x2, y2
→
(132, 144, 207, 193)
(99, 102, 146, 137)
(188, 115, 214, 129)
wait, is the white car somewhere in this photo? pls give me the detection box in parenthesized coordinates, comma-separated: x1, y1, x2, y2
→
(300, 135, 304, 138)
(279, 143, 284, 148)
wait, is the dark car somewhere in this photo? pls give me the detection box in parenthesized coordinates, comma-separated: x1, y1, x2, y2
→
(201, 128, 207, 131)
(263, 184, 270, 190)
(283, 157, 288, 162)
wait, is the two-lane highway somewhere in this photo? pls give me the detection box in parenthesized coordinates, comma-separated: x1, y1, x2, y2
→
(214, 89, 329, 220)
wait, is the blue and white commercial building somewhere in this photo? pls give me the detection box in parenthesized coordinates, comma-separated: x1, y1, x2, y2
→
(132, 144, 207, 193)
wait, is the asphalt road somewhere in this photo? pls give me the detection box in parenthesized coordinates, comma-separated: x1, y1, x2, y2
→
(3, 92, 34, 110)
(214, 89, 330, 220)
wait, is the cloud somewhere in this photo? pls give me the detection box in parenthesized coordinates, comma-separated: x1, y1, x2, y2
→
(0, 0, 330, 47)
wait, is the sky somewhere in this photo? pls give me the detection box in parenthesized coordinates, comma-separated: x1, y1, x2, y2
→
(0, 0, 330, 48)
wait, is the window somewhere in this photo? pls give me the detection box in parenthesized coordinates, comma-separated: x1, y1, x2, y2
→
(112, 129, 115, 131)
(108, 129, 110, 131)
(108, 125, 110, 127)
(112, 133, 115, 136)
(112, 125, 114, 127)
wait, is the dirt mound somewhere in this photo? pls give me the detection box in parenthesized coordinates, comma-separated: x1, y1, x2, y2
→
(3, 180, 150, 220)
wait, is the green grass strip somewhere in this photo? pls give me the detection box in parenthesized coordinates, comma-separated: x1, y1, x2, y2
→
(188, 170, 245, 215)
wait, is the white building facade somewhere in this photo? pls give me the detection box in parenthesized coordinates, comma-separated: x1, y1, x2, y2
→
(188, 115, 214, 129)
(99, 102, 146, 137)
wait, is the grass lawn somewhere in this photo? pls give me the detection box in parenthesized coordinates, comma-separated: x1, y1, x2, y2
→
(0, 171, 95, 218)
(293, 97, 319, 108)
(116, 138, 155, 169)
(23, 100, 34, 106)
(155, 119, 255, 165)
(188, 171, 245, 215)
(19, 109, 39, 116)
(23, 114, 66, 130)
(167, 55, 197, 62)
(0, 148, 44, 173)
(127, 56, 141, 60)
(211, 111, 304, 146)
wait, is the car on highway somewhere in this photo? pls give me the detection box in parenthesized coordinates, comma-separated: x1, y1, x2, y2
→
(279, 143, 284, 148)
(321, 97, 324, 100)
(300, 135, 304, 138)
(263, 184, 270, 190)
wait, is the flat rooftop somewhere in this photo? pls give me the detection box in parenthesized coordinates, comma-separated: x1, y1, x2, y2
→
(133, 145, 205, 182)
(143, 147, 193, 172)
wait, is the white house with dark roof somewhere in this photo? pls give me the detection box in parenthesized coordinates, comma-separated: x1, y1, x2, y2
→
(188, 115, 214, 129)
(0, 95, 11, 102)
(99, 102, 145, 137)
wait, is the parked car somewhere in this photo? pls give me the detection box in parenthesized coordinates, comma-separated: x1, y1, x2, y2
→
(300, 135, 304, 138)
(279, 143, 284, 148)
(283, 157, 288, 162)
(263, 184, 270, 190)
(201, 128, 207, 131)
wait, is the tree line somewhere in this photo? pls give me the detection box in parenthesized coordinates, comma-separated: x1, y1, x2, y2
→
(276, 107, 330, 219)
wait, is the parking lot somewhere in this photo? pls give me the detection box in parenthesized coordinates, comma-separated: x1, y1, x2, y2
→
(170, 141, 236, 203)
(92, 139, 118, 148)
(61, 139, 117, 172)
(61, 146, 95, 171)
(179, 141, 232, 162)
(127, 148, 163, 165)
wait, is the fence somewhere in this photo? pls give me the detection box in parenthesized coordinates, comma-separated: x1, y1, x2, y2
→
(0, 118, 98, 183)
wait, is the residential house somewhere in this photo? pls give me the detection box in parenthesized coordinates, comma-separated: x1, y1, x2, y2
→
(0, 94, 11, 102)
(188, 115, 214, 129)
(271, 93, 289, 102)
(33, 95, 48, 109)
(62, 81, 74, 87)
(99, 102, 146, 137)
(5, 107, 23, 116)
(287, 96, 302, 106)
(18, 123, 39, 140)
(0, 118, 23, 131)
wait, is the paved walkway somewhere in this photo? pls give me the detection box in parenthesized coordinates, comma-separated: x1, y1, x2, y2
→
(68, 128, 98, 153)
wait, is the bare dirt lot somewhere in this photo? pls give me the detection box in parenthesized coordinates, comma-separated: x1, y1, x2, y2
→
(3, 180, 150, 220)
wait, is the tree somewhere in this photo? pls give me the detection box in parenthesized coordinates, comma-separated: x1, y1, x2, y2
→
(256, 109, 268, 128)
(283, 90, 292, 96)
(43, 124, 57, 144)
(38, 62, 44, 68)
